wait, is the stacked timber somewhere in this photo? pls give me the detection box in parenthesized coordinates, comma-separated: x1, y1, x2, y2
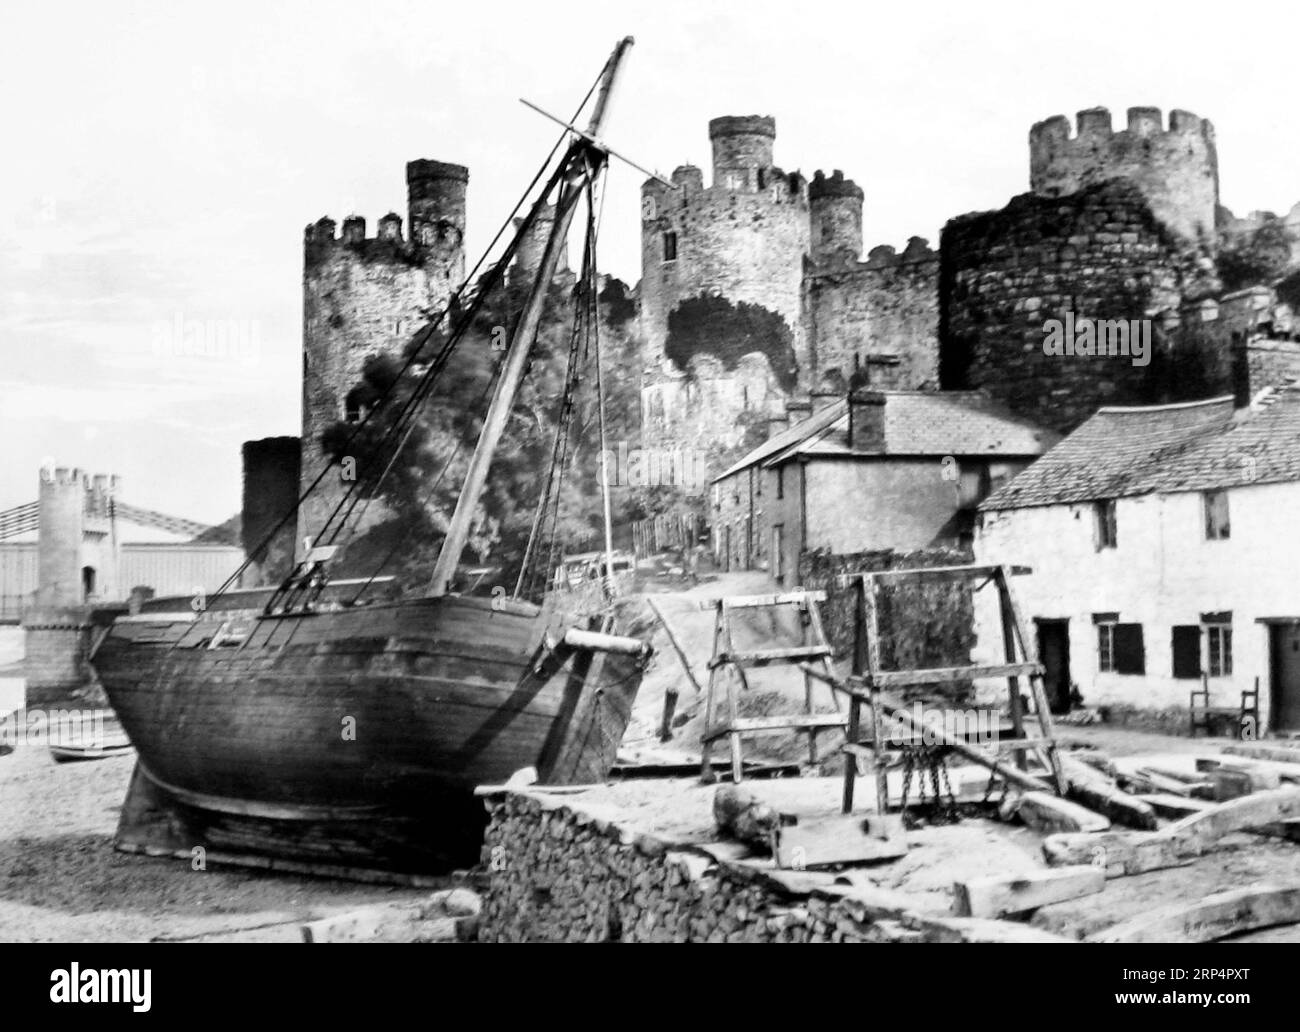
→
(475, 788, 1070, 942)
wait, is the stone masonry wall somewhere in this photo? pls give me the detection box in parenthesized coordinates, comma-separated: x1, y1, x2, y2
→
(1029, 107, 1218, 246)
(940, 179, 1193, 433)
(477, 789, 1066, 943)
(805, 239, 940, 391)
(799, 548, 976, 703)
(299, 212, 463, 550)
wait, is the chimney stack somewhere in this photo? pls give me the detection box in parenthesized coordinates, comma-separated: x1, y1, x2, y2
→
(848, 389, 887, 451)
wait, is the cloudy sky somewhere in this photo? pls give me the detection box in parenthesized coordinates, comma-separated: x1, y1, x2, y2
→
(2, 0, 1296, 529)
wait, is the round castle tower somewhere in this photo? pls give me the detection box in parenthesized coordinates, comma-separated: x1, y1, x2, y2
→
(298, 159, 467, 552)
(808, 169, 864, 264)
(639, 115, 811, 449)
(1029, 106, 1219, 245)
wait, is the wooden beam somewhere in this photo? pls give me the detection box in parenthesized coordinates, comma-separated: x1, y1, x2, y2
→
(1196, 756, 1283, 791)
(1089, 882, 1300, 943)
(772, 814, 907, 869)
(703, 713, 847, 741)
(1010, 791, 1111, 834)
(953, 865, 1105, 919)
(834, 564, 1032, 587)
(1044, 786, 1300, 877)
(866, 662, 1042, 688)
(696, 591, 826, 611)
(709, 644, 834, 669)
(1136, 793, 1213, 818)
(1058, 754, 1158, 830)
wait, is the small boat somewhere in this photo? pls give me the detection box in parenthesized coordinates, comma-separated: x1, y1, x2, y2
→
(91, 38, 655, 877)
(47, 712, 133, 762)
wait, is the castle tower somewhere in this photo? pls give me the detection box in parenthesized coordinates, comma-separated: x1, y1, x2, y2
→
(35, 468, 120, 607)
(1029, 106, 1219, 245)
(639, 117, 811, 451)
(24, 467, 121, 704)
(709, 115, 776, 191)
(298, 159, 468, 552)
(808, 170, 863, 263)
(511, 201, 571, 287)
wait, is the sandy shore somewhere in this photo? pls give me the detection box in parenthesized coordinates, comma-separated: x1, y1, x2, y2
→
(0, 741, 434, 942)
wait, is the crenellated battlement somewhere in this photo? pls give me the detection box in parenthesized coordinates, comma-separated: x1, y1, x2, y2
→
(809, 169, 863, 201)
(1030, 106, 1218, 243)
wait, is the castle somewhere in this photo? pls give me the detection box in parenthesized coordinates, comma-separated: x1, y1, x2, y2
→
(282, 103, 1300, 563)
(638, 106, 1300, 448)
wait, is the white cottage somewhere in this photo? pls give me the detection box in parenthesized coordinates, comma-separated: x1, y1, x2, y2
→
(974, 386, 1300, 733)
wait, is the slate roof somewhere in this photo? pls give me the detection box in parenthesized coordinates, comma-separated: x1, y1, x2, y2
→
(980, 386, 1300, 511)
(713, 392, 1057, 483)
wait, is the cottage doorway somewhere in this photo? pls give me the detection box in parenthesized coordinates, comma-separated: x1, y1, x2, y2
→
(771, 525, 784, 584)
(1269, 624, 1300, 732)
(1035, 619, 1071, 714)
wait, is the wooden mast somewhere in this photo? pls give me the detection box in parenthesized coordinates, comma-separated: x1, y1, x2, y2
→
(428, 38, 634, 596)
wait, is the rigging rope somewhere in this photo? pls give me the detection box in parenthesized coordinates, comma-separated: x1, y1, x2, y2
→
(192, 63, 611, 620)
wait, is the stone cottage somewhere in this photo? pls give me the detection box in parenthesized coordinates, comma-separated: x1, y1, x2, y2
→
(711, 389, 1057, 583)
(974, 373, 1300, 732)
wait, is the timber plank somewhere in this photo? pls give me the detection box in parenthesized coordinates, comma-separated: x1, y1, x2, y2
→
(953, 865, 1105, 918)
(1088, 882, 1300, 943)
(772, 814, 907, 869)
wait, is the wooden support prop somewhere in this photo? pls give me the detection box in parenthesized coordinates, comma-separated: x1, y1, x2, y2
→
(1059, 755, 1158, 830)
(1010, 791, 1111, 834)
(772, 814, 907, 869)
(1044, 786, 1300, 877)
(1089, 882, 1300, 943)
(953, 865, 1105, 919)
(644, 597, 703, 742)
(561, 627, 651, 656)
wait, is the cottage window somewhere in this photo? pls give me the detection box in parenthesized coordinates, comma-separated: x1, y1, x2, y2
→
(1204, 614, 1233, 677)
(1094, 500, 1117, 549)
(1204, 490, 1230, 540)
(1096, 616, 1144, 674)
(776, 466, 784, 500)
(662, 231, 678, 262)
(1171, 625, 1202, 679)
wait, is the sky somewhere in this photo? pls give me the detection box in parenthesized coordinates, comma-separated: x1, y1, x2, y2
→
(2, 0, 1298, 529)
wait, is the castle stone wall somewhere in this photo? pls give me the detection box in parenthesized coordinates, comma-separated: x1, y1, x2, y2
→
(805, 239, 940, 391)
(940, 180, 1191, 432)
(1030, 107, 1218, 246)
(298, 160, 466, 551)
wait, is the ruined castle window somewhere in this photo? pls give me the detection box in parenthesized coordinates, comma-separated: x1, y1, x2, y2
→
(757, 170, 766, 191)
(344, 388, 367, 424)
(662, 231, 678, 262)
(1203, 490, 1230, 540)
(1093, 499, 1117, 549)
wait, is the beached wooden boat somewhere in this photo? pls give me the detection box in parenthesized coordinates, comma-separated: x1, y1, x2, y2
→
(91, 39, 654, 876)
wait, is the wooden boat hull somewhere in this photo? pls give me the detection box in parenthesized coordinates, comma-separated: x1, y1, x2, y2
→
(92, 594, 646, 874)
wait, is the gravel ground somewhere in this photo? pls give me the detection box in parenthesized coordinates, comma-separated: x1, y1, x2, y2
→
(0, 740, 432, 942)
